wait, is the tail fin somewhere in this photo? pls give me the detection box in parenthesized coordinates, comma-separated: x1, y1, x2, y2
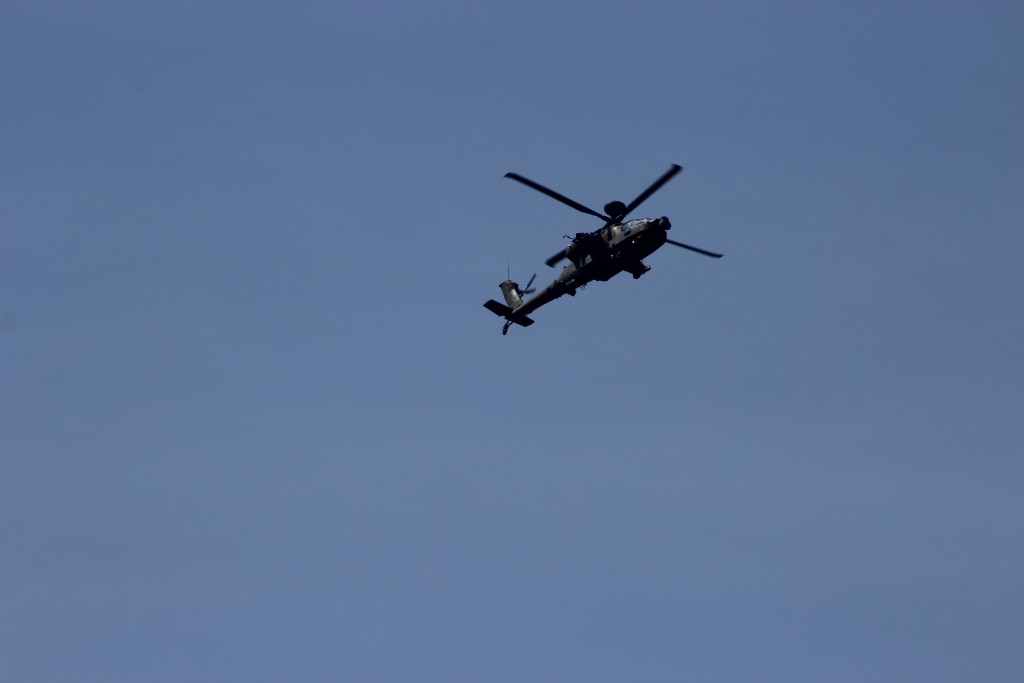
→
(499, 279, 525, 310)
(498, 273, 536, 310)
(484, 276, 536, 334)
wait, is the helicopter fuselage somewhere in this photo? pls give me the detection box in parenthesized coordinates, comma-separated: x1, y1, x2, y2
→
(507, 216, 671, 321)
(560, 216, 670, 283)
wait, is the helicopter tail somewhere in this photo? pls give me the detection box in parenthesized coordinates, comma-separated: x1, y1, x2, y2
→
(483, 277, 537, 334)
(498, 279, 526, 310)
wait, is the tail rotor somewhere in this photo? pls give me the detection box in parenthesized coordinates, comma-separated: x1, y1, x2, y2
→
(518, 273, 537, 297)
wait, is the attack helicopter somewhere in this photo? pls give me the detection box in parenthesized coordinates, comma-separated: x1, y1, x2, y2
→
(484, 163, 722, 334)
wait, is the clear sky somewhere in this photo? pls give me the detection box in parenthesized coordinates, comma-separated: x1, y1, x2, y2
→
(2, 1, 1023, 681)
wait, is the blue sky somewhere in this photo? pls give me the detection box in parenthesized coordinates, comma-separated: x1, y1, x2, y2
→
(2, 1, 1023, 681)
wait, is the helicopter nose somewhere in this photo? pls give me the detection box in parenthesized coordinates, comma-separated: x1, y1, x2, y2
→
(658, 216, 671, 230)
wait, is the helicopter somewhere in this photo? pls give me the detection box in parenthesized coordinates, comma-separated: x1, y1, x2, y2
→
(484, 163, 722, 334)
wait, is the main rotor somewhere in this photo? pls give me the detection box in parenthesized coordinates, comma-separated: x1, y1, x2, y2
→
(505, 163, 682, 226)
(504, 164, 722, 266)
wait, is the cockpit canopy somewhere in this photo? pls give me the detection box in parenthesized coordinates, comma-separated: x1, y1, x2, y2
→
(618, 217, 653, 236)
(618, 217, 670, 235)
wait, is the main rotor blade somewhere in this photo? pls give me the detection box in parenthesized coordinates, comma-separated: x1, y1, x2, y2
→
(622, 164, 682, 218)
(545, 249, 568, 268)
(665, 238, 723, 258)
(505, 172, 610, 221)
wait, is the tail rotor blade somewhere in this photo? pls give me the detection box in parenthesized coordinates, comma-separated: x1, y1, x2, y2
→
(665, 238, 723, 258)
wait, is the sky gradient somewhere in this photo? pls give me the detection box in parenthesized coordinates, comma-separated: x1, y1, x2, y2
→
(2, 2, 1023, 681)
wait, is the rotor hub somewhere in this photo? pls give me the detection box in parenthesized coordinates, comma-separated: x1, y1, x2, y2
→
(603, 200, 627, 220)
